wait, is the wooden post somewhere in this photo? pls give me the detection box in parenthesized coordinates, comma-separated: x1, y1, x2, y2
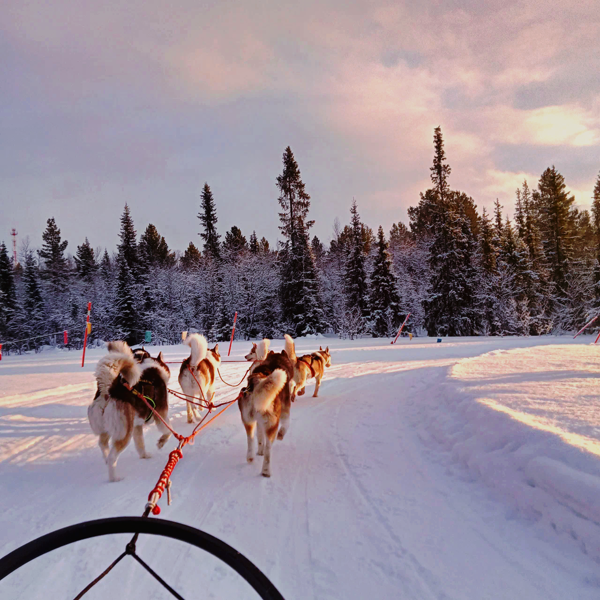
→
(391, 313, 411, 345)
(228, 311, 238, 356)
(81, 302, 92, 367)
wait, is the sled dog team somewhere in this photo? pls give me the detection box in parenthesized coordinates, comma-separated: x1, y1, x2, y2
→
(88, 334, 331, 480)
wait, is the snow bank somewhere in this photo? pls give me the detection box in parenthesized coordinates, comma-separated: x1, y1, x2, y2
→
(421, 345, 600, 562)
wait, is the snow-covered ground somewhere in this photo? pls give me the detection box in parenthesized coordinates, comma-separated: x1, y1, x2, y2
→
(1, 336, 599, 599)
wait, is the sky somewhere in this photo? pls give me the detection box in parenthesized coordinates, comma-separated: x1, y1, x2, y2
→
(1, 0, 599, 256)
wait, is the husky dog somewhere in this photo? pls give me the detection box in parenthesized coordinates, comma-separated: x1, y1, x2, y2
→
(238, 350, 294, 477)
(178, 334, 221, 423)
(132, 347, 151, 362)
(244, 339, 270, 373)
(88, 342, 172, 482)
(284, 335, 332, 398)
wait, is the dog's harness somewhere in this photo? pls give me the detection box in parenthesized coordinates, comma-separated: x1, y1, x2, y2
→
(119, 375, 156, 423)
(297, 357, 316, 378)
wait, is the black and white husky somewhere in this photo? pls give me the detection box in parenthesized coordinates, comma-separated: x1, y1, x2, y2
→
(88, 341, 172, 482)
(178, 334, 221, 422)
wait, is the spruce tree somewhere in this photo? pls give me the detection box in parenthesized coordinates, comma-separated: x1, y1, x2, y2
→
(38, 217, 69, 333)
(117, 204, 139, 280)
(277, 146, 323, 335)
(369, 226, 401, 336)
(115, 205, 140, 341)
(20, 249, 46, 345)
(39, 217, 69, 287)
(0, 242, 17, 337)
(139, 224, 175, 267)
(344, 200, 369, 320)
(537, 166, 577, 297)
(198, 183, 221, 260)
(222, 226, 247, 256)
(591, 171, 600, 309)
(249, 231, 259, 254)
(421, 127, 480, 336)
(114, 256, 138, 345)
(181, 242, 201, 269)
(74, 238, 97, 282)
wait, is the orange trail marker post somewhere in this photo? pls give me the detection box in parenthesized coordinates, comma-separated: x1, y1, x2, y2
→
(228, 311, 238, 356)
(391, 313, 411, 345)
(81, 302, 92, 367)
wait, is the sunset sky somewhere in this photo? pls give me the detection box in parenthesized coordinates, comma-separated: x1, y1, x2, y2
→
(1, 0, 599, 253)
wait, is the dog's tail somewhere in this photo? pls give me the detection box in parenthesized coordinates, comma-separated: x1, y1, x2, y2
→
(256, 338, 270, 361)
(184, 333, 208, 366)
(284, 334, 296, 363)
(95, 342, 141, 396)
(251, 369, 287, 413)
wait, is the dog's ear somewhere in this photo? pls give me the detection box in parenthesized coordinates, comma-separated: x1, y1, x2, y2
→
(320, 346, 323, 351)
(282, 349, 288, 357)
(214, 343, 219, 353)
(157, 351, 163, 362)
(326, 346, 329, 353)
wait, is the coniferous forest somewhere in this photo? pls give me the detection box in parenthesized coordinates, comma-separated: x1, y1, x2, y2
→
(2, 128, 600, 352)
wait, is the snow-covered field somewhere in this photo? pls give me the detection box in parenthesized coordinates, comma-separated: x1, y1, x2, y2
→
(1, 336, 600, 599)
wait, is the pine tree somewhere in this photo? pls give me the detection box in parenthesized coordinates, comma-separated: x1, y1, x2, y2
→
(344, 200, 369, 320)
(198, 183, 221, 260)
(493, 199, 504, 236)
(222, 226, 248, 256)
(38, 217, 70, 333)
(259, 237, 270, 253)
(117, 204, 139, 280)
(115, 205, 141, 341)
(180, 242, 201, 269)
(74, 238, 97, 282)
(369, 226, 401, 336)
(0, 242, 17, 337)
(277, 146, 323, 335)
(39, 217, 69, 286)
(249, 231, 259, 254)
(591, 171, 600, 309)
(139, 224, 175, 267)
(421, 127, 480, 336)
(114, 256, 138, 345)
(479, 208, 497, 275)
(537, 166, 577, 298)
(19, 249, 46, 346)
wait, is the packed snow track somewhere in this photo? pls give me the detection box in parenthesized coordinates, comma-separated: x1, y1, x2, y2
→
(1, 337, 599, 599)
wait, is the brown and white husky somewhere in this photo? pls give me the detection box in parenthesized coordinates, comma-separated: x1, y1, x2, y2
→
(284, 335, 332, 398)
(178, 333, 221, 422)
(88, 341, 172, 482)
(238, 350, 294, 477)
(244, 338, 270, 373)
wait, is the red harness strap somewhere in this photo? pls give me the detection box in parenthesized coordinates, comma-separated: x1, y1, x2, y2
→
(297, 357, 316, 378)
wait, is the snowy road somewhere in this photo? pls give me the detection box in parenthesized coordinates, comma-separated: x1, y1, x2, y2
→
(1, 337, 599, 598)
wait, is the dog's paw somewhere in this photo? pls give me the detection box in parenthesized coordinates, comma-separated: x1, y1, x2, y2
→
(277, 430, 286, 441)
(247, 456, 254, 463)
(257, 447, 264, 456)
(298, 389, 305, 396)
(109, 476, 123, 483)
(140, 453, 152, 459)
(261, 470, 271, 478)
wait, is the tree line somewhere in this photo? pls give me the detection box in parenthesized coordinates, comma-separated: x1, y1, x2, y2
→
(1, 130, 600, 352)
